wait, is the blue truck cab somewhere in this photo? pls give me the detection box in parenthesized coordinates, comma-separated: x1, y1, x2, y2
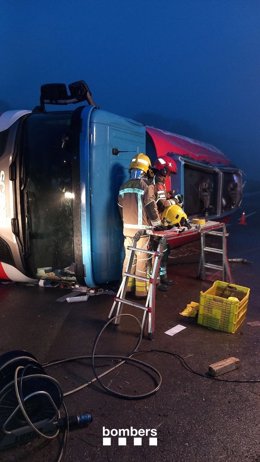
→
(0, 82, 146, 285)
(0, 81, 243, 284)
(80, 106, 146, 286)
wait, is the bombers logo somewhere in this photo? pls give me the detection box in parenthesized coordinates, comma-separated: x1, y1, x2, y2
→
(102, 426, 158, 446)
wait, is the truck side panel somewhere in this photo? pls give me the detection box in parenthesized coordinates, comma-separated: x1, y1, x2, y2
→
(80, 109, 146, 286)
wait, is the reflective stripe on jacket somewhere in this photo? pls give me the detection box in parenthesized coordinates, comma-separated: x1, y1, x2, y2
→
(154, 181, 172, 214)
(118, 178, 161, 237)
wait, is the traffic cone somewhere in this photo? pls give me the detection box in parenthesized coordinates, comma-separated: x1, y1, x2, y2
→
(239, 211, 247, 225)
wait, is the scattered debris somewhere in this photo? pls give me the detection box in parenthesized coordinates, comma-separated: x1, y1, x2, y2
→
(66, 295, 89, 303)
(165, 324, 186, 336)
(56, 287, 115, 303)
(37, 265, 77, 283)
(208, 357, 240, 376)
(247, 320, 260, 327)
(179, 301, 199, 318)
(228, 258, 252, 264)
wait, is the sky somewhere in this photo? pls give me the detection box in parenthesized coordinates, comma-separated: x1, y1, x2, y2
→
(1, 0, 259, 181)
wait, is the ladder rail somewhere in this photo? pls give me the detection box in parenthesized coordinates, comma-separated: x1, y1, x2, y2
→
(199, 223, 232, 282)
(108, 238, 138, 321)
(108, 233, 164, 338)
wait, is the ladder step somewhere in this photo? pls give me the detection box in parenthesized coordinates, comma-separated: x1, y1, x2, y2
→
(115, 297, 148, 311)
(123, 272, 149, 282)
(204, 247, 224, 254)
(204, 263, 224, 271)
(127, 246, 160, 255)
(203, 230, 228, 237)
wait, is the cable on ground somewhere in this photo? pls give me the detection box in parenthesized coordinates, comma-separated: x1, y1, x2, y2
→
(45, 314, 162, 400)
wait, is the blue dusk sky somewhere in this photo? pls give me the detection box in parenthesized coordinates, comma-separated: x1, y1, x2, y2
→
(1, 0, 259, 180)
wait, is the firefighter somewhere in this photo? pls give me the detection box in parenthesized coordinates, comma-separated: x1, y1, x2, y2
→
(199, 177, 213, 214)
(153, 156, 177, 212)
(152, 156, 177, 290)
(118, 153, 162, 298)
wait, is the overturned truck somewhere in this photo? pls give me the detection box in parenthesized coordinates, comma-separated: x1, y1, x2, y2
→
(0, 81, 243, 285)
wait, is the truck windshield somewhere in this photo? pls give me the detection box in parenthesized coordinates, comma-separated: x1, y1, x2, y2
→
(21, 112, 80, 276)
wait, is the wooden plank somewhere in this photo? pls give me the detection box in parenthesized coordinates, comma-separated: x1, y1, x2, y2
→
(208, 357, 240, 376)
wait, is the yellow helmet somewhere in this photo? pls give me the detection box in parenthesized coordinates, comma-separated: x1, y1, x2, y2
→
(129, 153, 151, 173)
(162, 204, 188, 226)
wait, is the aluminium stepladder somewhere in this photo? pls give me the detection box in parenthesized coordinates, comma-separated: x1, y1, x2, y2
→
(198, 222, 232, 282)
(108, 232, 164, 339)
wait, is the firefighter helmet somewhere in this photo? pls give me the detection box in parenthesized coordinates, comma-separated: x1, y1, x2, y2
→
(162, 204, 188, 227)
(153, 155, 177, 176)
(129, 153, 151, 173)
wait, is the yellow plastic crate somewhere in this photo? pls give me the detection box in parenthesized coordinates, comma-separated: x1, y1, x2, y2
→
(198, 281, 250, 333)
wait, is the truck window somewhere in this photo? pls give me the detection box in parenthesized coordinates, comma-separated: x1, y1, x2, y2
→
(21, 112, 79, 274)
(0, 130, 8, 157)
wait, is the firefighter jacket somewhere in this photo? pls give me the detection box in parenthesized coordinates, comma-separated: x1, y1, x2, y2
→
(118, 177, 161, 237)
(154, 175, 173, 214)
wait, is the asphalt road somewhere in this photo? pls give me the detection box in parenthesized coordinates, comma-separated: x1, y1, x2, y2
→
(0, 192, 259, 462)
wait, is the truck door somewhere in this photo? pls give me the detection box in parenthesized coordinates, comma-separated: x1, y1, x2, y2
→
(80, 108, 146, 286)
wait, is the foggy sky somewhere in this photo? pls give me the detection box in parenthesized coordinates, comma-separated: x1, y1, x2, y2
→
(1, 0, 259, 180)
